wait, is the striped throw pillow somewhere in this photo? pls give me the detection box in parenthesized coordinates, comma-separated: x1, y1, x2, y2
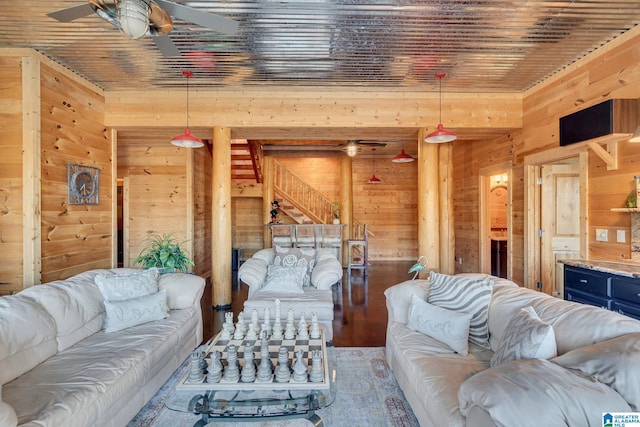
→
(427, 272, 494, 348)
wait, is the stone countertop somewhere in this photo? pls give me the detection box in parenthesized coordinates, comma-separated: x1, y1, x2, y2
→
(561, 259, 640, 279)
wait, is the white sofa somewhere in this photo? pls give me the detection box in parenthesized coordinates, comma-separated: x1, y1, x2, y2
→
(0, 268, 205, 427)
(385, 273, 640, 427)
(238, 247, 343, 341)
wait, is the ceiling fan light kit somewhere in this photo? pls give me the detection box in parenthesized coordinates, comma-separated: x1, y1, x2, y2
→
(425, 73, 457, 144)
(117, 0, 151, 39)
(171, 71, 204, 148)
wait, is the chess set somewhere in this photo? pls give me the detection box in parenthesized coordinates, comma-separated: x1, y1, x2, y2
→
(176, 300, 330, 391)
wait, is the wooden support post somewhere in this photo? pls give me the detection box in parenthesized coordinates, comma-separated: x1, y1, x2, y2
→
(439, 143, 455, 274)
(418, 129, 440, 275)
(22, 56, 41, 287)
(340, 156, 353, 266)
(263, 156, 275, 248)
(211, 126, 232, 308)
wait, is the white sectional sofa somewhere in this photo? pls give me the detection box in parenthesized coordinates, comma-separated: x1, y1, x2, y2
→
(238, 247, 343, 341)
(385, 272, 640, 427)
(0, 268, 205, 427)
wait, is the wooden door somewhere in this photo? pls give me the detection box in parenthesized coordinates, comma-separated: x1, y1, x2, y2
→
(540, 162, 581, 296)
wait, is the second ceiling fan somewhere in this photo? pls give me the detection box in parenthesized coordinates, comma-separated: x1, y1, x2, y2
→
(48, 0, 239, 57)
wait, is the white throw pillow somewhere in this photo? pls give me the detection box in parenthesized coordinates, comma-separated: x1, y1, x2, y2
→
(490, 306, 557, 367)
(428, 271, 493, 349)
(407, 294, 473, 355)
(273, 247, 316, 287)
(262, 265, 306, 294)
(103, 290, 169, 333)
(95, 268, 159, 302)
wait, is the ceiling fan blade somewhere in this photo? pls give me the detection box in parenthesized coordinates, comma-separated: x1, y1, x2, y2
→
(47, 3, 94, 22)
(154, 0, 239, 35)
(357, 141, 387, 147)
(153, 35, 181, 56)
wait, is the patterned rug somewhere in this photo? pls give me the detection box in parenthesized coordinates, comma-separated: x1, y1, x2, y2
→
(127, 347, 419, 427)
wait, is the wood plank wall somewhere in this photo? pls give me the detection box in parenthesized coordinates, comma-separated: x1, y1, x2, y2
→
(193, 145, 212, 278)
(39, 63, 111, 283)
(117, 144, 190, 268)
(453, 27, 640, 286)
(0, 57, 23, 293)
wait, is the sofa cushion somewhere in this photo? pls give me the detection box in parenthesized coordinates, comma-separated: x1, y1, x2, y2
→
(262, 265, 306, 294)
(103, 290, 169, 333)
(488, 285, 640, 355)
(95, 268, 159, 302)
(428, 272, 493, 349)
(310, 255, 343, 290)
(384, 279, 430, 324)
(490, 306, 556, 367)
(407, 294, 472, 355)
(553, 332, 640, 411)
(458, 358, 631, 427)
(0, 294, 58, 385)
(159, 272, 206, 310)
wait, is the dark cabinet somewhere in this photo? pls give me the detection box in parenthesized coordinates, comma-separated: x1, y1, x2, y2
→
(564, 265, 640, 320)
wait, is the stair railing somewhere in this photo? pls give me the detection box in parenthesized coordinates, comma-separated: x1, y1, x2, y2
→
(273, 160, 334, 224)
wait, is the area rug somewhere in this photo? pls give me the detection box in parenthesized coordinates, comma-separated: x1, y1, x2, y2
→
(127, 347, 419, 427)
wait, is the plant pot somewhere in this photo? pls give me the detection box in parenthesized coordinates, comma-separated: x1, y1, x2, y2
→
(333, 218, 340, 224)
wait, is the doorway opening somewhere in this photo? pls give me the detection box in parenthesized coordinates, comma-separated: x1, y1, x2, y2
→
(524, 151, 587, 294)
(479, 162, 512, 279)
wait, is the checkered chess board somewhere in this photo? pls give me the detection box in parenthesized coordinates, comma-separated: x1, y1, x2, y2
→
(176, 330, 330, 391)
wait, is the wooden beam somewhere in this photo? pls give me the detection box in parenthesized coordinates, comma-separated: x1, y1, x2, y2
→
(22, 56, 41, 287)
(418, 129, 440, 275)
(211, 126, 232, 308)
(587, 140, 618, 170)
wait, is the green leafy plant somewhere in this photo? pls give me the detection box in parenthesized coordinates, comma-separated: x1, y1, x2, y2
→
(331, 202, 340, 219)
(134, 233, 194, 273)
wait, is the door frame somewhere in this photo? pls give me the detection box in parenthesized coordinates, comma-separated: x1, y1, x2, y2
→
(479, 161, 512, 278)
(524, 149, 588, 290)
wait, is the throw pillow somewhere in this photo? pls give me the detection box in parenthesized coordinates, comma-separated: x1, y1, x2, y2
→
(103, 290, 169, 333)
(407, 294, 472, 355)
(95, 268, 159, 302)
(262, 265, 306, 294)
(273, 247, 316, 287)
(427, 271, 493, 348)
(490, 306, 557, 367)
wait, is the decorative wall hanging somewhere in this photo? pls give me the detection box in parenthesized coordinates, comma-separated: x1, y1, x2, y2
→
(67, 163, 99, 205)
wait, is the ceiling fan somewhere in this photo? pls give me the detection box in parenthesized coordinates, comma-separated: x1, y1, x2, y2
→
(47, 0, 239, 57)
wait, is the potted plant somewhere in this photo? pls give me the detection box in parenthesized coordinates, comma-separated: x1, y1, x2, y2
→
(134, 232, 194, 273)
(331, 202, 340, 224)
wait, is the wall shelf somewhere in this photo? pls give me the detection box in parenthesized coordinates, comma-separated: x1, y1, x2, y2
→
(611, 208, 640, 212)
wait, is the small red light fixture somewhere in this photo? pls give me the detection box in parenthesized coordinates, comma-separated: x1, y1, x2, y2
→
(171, 71, 204, 148)
(425, 73, 457, 144)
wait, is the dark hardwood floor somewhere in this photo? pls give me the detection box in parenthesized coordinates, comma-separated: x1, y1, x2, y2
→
(202, 261, 415, 347)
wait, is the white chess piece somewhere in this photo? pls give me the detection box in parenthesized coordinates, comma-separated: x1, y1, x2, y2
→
(251, 309, 260, 331)
(309, 350, 323, 382)
(245, 322, 258, 341)
(310, 312, 321, 339)
(274, 299, 281, 323)
(292, 349, 308, 382)
(225, 312, 235, 334)
(298, 313, 309, 339)
(207, 351, 223, 383)
(264, 307, 271, 336)
(220, 322, 232, 340)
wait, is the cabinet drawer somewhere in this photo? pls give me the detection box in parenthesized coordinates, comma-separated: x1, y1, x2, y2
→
(564, 267, 610, 297)
(565, 288, 611, 310)
(612, 301, 640, 321)
(611, 277, 640, 306)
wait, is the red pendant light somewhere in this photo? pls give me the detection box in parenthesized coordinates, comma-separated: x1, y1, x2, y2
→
(425, 73, 457, 144)
(367, 148, 381, 184)
(171, 71, 204, 148)
(392, 142, 414, 163)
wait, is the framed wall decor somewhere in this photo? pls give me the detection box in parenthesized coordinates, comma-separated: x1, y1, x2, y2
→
(67, 163, 99, 205)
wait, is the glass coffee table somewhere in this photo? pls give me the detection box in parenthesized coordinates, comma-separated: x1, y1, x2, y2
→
(166, 329, 336, 426)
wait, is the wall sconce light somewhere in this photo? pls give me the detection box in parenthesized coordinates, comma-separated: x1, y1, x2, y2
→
(346, 141, 359, 157)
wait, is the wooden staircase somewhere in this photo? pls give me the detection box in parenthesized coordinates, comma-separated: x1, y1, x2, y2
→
(231, 139, 262, 182)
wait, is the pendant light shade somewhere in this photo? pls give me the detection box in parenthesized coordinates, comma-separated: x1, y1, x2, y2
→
(171, 71, 204, 148)
(425, 73, 457, 144)
(392, 142, 414, 163)
(117, 0, 151, 40)
(367, 148, 381, 184)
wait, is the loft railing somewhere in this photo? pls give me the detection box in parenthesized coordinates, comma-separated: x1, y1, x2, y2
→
(273, 160, 334, 224)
